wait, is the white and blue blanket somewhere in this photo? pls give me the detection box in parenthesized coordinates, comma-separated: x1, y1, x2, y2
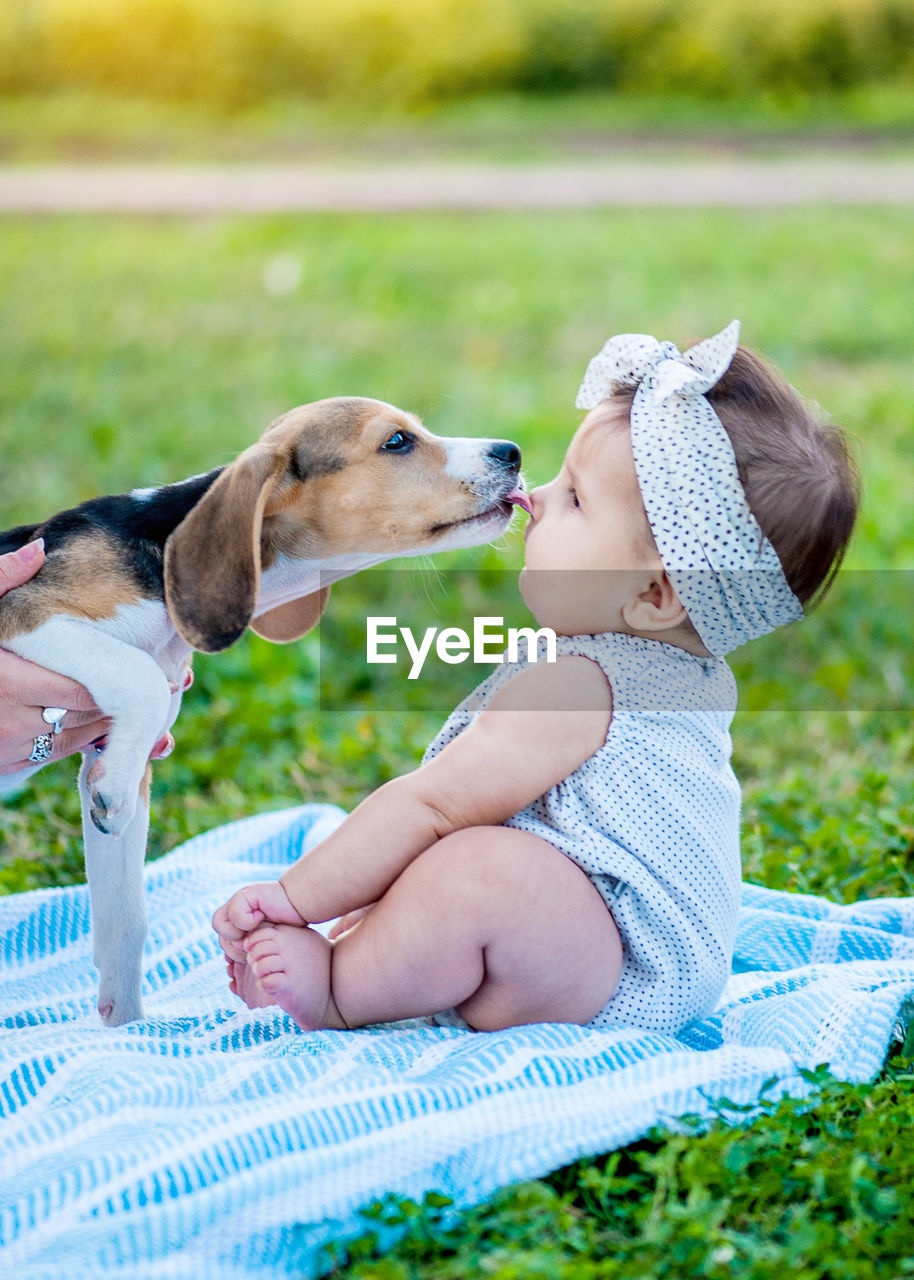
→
(1, 803, 912, 1279)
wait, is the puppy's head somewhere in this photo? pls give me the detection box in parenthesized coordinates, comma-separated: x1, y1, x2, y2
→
(165, 397, 523, 652)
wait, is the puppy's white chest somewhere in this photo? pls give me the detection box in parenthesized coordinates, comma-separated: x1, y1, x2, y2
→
(94, 598, 169, 645)
(92, 596, 167, 640)
(94, 600, 189, 681)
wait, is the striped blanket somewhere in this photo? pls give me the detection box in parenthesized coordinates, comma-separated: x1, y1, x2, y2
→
(1, 803, 912, 1279)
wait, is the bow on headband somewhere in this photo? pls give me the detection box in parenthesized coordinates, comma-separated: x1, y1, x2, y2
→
(576, 320, 802, 657)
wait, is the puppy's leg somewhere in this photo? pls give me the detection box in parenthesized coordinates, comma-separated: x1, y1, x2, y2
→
(81, 755, 150, 1025)
(6, 617, 172, 835)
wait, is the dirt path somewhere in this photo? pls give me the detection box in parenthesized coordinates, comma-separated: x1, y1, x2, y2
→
(2, 158, 914, 211)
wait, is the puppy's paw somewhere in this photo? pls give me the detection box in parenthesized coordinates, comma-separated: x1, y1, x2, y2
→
(86, 758, 138, 836)
(98, 991, 144, 1026)
(88, 789, 137, 836)
(95, 940, 146, 1027)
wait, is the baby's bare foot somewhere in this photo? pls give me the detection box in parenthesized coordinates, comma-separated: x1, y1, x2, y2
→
(226, 955, 276, 1010)
(243, 924, 347, 1030)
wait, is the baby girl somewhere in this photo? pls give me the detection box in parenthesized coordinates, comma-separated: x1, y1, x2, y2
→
(213, 322, 858, 1036)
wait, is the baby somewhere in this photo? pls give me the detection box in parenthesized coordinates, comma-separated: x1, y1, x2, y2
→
(213, 322, 859, 1036)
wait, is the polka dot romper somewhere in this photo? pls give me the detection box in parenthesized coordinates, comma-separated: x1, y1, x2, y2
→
(423, 631, 742, 1036)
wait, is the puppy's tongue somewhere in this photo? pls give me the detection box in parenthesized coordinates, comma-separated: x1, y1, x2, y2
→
(506, 488, 534, 515)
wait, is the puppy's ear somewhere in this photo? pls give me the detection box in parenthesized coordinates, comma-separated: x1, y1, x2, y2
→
(251, 585, 331, 643)
(164, 445, 281, 652)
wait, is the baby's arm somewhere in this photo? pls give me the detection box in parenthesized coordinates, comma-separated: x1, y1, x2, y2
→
(214, 656, 610, 952)
(275, 655, 611, 924)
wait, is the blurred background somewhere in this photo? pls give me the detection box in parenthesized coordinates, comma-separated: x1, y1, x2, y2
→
(0, 0, 911, 905)
(3, 0, 914, 158)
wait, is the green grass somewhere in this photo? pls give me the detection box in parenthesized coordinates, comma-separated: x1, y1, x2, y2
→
(0, 205, 911, 1272)
(328, 1061, 914, 1279)
(5, 86, 914, 162)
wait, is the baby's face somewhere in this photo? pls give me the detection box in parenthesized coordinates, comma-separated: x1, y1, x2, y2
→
(519, 405, 663, 635)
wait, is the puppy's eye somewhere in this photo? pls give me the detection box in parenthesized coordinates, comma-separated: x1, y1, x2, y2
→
(380, 430, 413, 453)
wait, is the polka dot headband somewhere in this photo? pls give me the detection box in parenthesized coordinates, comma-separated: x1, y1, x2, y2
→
(575, 320, 803, 657)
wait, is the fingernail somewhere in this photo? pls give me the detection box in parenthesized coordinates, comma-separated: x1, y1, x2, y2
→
(18, 538, 44, 564)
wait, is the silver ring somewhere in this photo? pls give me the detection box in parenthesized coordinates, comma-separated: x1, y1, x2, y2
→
(42, 706, 66, 734)
(29, 733, 55, 763)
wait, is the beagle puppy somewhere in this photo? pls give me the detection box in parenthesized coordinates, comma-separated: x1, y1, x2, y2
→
(0, 396, 528, 1025)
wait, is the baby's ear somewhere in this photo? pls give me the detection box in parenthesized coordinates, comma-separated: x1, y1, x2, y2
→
(622, 572, 688, 634)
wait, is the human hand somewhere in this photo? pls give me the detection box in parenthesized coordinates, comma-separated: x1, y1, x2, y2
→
(0, 540, 178, 775)
(212, 881, 307, 961)
(0, 540, 109, 773)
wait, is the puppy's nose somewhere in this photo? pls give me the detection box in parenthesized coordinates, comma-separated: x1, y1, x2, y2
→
(488, 440, 521, 469)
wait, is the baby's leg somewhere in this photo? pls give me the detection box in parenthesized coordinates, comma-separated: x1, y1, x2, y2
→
(240, 827, 623, 1031)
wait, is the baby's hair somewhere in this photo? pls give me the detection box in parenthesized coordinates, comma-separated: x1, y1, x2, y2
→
(604, 345, 860, 610)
